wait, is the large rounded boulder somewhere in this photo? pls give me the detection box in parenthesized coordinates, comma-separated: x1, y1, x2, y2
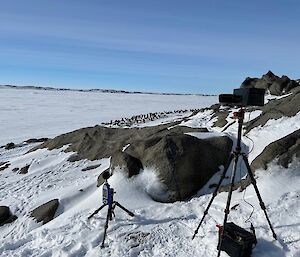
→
(126, 134, 233, 202)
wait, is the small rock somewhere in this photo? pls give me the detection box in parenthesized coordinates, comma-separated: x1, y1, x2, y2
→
(25, 138, 49, 144)
(0, 162, 10, 171)
(81, 164, 101, 171)
(5, 142, 15, 150)
(19, 164, 30, 174)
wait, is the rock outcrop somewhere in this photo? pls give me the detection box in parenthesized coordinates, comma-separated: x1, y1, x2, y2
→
(30, 199, 59, 225)
(34, 123, 232, 202)
(245, 89, 300, 133)
(0, 206, 17, 226)
(241, 71, 299, 95)
(251, 129, 300, 171)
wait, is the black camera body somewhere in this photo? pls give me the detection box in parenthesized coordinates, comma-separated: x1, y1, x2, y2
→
(219, 88, 265, 107)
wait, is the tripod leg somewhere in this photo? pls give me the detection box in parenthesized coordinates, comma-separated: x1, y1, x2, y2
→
(217, 154, 239, 257)
(192, 153, 234, 240)
(101, 205, 112, 248)
(242, 154, 277, 240)
(88, 204, 106, 219)
(114, 202, 134, 217)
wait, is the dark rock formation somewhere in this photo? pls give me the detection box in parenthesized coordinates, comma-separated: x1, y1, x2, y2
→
(241, 71, 299, 95)
(110, 151, 143, 177)
(209, 104, 230, 128)
(24, 138, 49, 144)
(5, 142, 15, 150)
(245, 89, 300, 133)
(81, 164, 101, 171)
(19, 164, 30, 174)
(251, 129, 300, 171)
(0, 206, 17, 226)
(33, 124, 209, 162)
(30, 199, 59, 225)
(33, 123, 232, 202)
(126, 134, 233, 202)
(0, 161, 10, 171)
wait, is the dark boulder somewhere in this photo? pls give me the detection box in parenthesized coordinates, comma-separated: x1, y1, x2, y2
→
(25, 138, 49, 144)
(81, 164, 101, 171)
(0, 206, 17, 226)
(0, 161, 10, 171)
(19, 164, 30, 174)
(126, 134, 233, 202)
(110, 151, 143, 177)
(30, 199, 59, 225)
(251, 129, 300, 171)
(245, 90, 300, 133)
(241, 71, 299, 95)
(5, 142, 15, 150)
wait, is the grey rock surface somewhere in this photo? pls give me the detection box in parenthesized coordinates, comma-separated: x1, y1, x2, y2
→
(251, 129, 300, 170)
(126, 134, 233, 202)
(19, 164, 30, 174)
(0, 206, 17, 226)
(34, 123, 231, 202)
(245, 89, 300, 133)
(30, 199, 59, 225)
(110, 151, 143, 177)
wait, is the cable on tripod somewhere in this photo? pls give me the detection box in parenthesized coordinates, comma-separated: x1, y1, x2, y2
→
(238, 156, 255, 224)
(242, 187, 255, 224)
(243, 110, 254, 155)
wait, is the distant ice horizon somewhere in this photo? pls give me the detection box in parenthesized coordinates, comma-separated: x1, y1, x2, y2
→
(0, 87, 218, 146)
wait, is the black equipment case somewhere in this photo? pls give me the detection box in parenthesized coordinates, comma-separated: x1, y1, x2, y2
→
(217, 222, 257, 257)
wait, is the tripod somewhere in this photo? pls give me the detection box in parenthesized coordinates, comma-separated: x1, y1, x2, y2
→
(192, 108, 277, 257)
(88, 180, 134, 248)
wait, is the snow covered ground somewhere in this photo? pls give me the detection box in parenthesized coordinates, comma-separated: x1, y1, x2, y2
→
(0, 89, 299, 257)
(0, 88, 217, 146)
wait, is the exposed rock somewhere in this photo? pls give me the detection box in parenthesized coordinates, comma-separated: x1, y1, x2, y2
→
(126, 134, 233, 202)
(0, 206, 17, 226)
(81, 164, 101, 171)
(19, 164, 30, 174)
(0, 161, 10, 171)
(32, 123, 208, 162)
(245, 90, 300, 133)
(206, 104, 230, 128)
(30, 199, 59, 225)
(251, 129, 300, 171)
(110, 151, 143, 177)
(12, 167, 19, 172)
(5, 142, 15, 150)
(32, 122, 232, 202)
(25, 138, 49, 144)
(241, 71, 299, 95)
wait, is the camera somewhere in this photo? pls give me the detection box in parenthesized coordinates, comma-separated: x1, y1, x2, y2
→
(219, 88, 265, 107)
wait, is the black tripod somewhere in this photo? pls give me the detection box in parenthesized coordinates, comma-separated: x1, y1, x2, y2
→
(192, 108, 277, 257)
(88, 180, 134, 248)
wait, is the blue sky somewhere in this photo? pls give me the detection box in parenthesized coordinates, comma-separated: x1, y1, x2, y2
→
(0, 0, 299, 94)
